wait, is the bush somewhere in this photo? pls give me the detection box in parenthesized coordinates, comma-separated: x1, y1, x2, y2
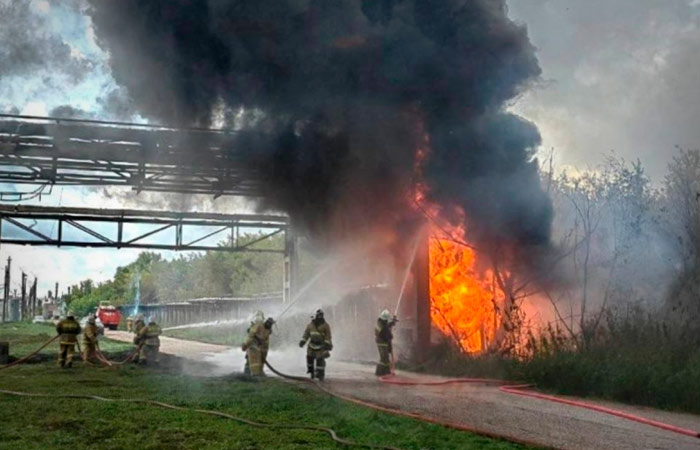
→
(423, 309, 700, 414)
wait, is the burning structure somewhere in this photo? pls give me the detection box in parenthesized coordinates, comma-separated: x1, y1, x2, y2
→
(56, 0, 554, 356)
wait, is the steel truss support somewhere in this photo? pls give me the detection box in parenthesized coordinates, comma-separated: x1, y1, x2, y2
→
(0, 204, 288, 253)
(0, 114, 263, 196)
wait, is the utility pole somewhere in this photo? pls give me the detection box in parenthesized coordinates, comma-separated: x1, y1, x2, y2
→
(55, 282, 59, 302)
(1, 256, 9, 323)
(20, 272, 26, 321)
(31, 277, 37, 317)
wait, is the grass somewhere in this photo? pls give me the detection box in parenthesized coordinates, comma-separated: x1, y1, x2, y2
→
(0, 323, 530, 450)
(0, 322, 132, 358)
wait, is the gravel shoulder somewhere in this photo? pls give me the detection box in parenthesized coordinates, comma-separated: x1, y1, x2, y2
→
(105, 330, 700, 450)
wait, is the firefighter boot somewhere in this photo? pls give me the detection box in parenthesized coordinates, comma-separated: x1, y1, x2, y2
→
(315, 358, 326, 381)
(306, 355, 315, 379)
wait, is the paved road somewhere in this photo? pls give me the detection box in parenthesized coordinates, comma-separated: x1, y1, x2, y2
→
(105, 330, 700, 450)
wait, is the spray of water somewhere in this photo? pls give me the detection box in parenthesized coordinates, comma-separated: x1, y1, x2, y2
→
(393, 230, 423, 317)
(162, 318, 248, 332)
(130, 273, 141, 316)
(277, 264, 334, 319)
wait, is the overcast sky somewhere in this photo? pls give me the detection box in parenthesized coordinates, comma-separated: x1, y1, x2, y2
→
(508, 0, 700, 178)
(1, 0, 699, 296)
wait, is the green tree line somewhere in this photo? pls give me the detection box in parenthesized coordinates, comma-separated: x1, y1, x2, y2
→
(65, 233, 285, 316)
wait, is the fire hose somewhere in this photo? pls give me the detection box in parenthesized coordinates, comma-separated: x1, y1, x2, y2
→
(0, 335, 59, 371)
(5, 338, 699, 443)
(0, 388, 400, 450)
(377, 374, 700, 440)
(265, 361, 547, 449)
(0, 340, 400, 449)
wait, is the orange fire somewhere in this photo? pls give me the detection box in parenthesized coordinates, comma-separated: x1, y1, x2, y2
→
(428, 225, 504, 353)
(411, 131, 504, 354)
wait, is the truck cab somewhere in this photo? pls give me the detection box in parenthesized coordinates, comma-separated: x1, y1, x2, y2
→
(96, 302, 122, 330)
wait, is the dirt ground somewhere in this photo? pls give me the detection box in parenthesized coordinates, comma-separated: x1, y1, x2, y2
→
(106, 330, 700, 450)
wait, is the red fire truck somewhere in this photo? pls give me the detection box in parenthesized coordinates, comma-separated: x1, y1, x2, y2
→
(96, 302, 122, 330)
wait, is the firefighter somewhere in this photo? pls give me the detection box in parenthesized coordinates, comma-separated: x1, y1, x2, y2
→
(241, 312, 274, 376)
(56, 312, 81, 368)
(133, 313, 145, 335)
(299, 309, 332, 381)
(242, 316, 257, 375)
(126, 315, 134, 333)
(132, 313, 145, 363)
(137, 317, 161, 365)
(375, 309, 398, 376)
(82, 314, 99, 362)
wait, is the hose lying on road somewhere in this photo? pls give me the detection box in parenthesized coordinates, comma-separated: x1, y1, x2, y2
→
(378, 374, 700, 440)
(0, 335, 59, 371)
(0, 388, 400, 450)
(265, 361, 547, 449)
(499, 384, 700, 439)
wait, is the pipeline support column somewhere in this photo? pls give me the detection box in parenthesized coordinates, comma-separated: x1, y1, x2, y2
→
(283, 223, 298, 304)
(412, 226, 431, 363)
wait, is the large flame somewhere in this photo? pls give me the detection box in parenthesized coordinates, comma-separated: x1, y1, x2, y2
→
(428, 225, 504, 353)
(412, 134, 505, 354)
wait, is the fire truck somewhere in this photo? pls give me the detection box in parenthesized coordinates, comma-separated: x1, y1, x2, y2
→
(96, 301, 122, 330)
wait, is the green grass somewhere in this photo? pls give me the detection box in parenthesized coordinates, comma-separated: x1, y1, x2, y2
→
(0, 323, 530, 450)
(0, 322, 132, 358)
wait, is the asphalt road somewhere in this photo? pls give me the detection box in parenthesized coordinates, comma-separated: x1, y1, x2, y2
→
(105, 330, 700, 450)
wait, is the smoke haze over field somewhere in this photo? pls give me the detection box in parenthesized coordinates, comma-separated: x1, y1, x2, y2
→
(86, 0, 552, 247)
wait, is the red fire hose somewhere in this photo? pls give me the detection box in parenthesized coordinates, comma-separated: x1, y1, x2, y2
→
(0, 335, 59, 371)
(265, 361, 548, 449)
(499, 383, 700, 439)
(378, 374, 700, 439)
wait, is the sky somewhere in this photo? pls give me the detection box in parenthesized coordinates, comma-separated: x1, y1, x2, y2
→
(0, 0, 699, 297)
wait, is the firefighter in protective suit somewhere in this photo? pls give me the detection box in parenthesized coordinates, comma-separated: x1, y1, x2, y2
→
(299, 309, 332, 380)
(375, 309, 398, 376)
(132, 313, 146, 363)
(82, 314, 99, 362)
(241, 311, 274, 376)
(242, 316, 258, 375)
(137, 317, 161, 365)
(56, 312, 81, 368)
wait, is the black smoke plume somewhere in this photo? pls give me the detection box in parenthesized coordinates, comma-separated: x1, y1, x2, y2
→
(87, 0, 551, 247)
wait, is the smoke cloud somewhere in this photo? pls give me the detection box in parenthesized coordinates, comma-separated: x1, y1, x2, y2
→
(87, 0, 552, 247)
(0, 1, 93, 83)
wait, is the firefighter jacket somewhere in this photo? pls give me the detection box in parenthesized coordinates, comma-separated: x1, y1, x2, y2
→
(82, 324, 99, 346)
(133, 319, 145, 336)
(56, 318, 81, 345)
(138, 323, 161, 347)
(301, 320, 332, 352)
(375, 318, 396, 352)
(244, 322, 271, 351)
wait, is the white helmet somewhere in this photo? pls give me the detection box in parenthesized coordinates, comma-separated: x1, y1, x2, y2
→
(379, 309, 391, 321)
(136, 313, 144, 321)
(253, 310, 265, 323)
